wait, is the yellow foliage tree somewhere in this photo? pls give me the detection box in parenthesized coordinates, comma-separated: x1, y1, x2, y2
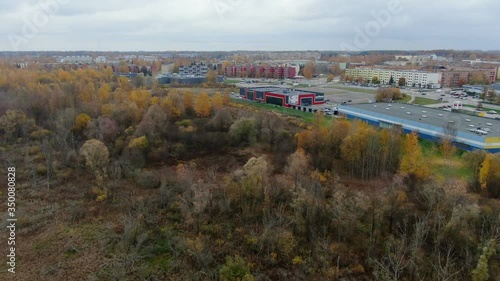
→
(75, 113, 91, 132)
(479, 154, 500, 197)
(79, 81, 96, 103)
(130, 90, 151, 110)
(128, 136, 149, 150)
(58, 70, 72, 82)
(440, 138, 457, 160)
(223, 91, 231, 105)
(161, 96, 182, 119)
(184, 91, 194, 113)
(195, 92, 212, 117)
(98, 83, 111, 104)
(212, 92, 224, 112)
(399, 132, 429, 180)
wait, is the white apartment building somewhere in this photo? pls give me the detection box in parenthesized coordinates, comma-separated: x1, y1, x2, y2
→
(57, 55, 93, 64)
(346, 68, 442, 87)
(179, 63, 209, 76)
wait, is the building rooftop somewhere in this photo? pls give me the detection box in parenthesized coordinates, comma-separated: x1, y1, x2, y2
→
(245, 86, 324, 96)
(340, 103, 500, 138)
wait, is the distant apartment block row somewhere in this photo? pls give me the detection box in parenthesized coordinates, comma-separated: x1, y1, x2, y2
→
(346, 67, 498, 88)
(345, 68, 442, 88)
(225, 65, 298, 79)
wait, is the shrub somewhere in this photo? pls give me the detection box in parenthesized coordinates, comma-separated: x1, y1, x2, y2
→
(229, 117, 257, 146)
(219, 255, 255, 281)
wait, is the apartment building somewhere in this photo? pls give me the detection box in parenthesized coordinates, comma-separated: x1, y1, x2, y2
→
(439, 68, 498, 87)
(345, 68, 442, 87)
(179, 63, 209, 76)
(225, 65, 297, 79)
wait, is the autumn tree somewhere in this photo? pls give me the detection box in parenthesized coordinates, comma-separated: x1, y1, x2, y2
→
(183, 91, 194, 115)
(285, 149, 310, 190)
(209, 107, 233, 131)
(229, 117, 257, 146)
(372, 76, 380, 84)
(341, 120, 381, 180)
(463, 150, 487, 193)
(256, 111, 284, 151)
(80, 139, 109, 182)
(206, 70, 218, 85)
(136, 104, 167, 140)
(376, 88, 403, 102)
(211, 92, 224, 112)
(161, 90, 184, 119)
(399, 132, 429, 188)
(398, 77, 406, 87)
(73, 113, 92, 133)
(223, 91, 231, 105)
(458, 78, 467, 87)
(440, 122, 457, 161)
(331, 64, 342, 75)
(303, 61, 314, 79)
(118, 61, 129, 73)
(327, 74, 334, 82)
(479, 153, 500, 198)
(195, 92, 212, 118)
(129, 90, 151, 111)
(219, 61, 232, 75)
(380, 126, 403, 174)
(84, 116, 119, 144)
(0, 110, 35, 143)
(470, 72, 487, 85)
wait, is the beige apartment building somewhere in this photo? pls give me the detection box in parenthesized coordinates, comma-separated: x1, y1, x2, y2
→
(346, 68, 442, 87)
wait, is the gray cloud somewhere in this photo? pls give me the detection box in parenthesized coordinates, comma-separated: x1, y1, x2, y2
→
(0, 0, 498, 51)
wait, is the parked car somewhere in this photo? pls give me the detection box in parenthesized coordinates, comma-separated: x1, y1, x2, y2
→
(488, 110, 497, 114)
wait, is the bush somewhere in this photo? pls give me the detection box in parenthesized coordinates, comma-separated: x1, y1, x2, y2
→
(229, 117, 257, 147)
(68, 201, 86, 222)
(375, 88, 402, 102)
(219, 255, 255, 281)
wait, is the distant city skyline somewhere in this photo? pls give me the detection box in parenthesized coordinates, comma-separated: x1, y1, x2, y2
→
(0, 0, 498, 52)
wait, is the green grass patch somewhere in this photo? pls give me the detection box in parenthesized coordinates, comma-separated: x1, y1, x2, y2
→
(419, 139, 439, 157)
(399, 95, 412, 103)
(417, 138, 473, 180)
(231, 98, 330, 123)
(434, 158, 473, 180)
(413, 97, 441, 105)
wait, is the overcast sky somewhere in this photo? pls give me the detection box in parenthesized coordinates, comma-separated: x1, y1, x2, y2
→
(0, 0, 498, 52)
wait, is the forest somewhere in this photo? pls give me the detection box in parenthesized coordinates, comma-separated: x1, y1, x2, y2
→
(0, 62, 499, 280)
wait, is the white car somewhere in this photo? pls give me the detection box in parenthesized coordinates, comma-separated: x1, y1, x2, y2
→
(475, 129, 488, 135)
(488, 110, 497, 114)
